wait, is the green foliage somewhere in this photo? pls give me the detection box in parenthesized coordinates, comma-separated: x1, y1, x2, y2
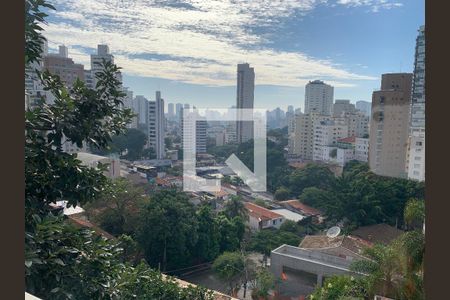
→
(279, 220, 305, 235)
(274, 187, 290, 200)
(216, 214, 245, 253)
(287, 163, 336, 197)
(24, 2, 211, 298)
(25, 0, 55, 65)
(84, 178, 148, 235)
(136, 190, 199, 271)
(404, 198, 425, 229)
(212, 251, 245, 293)
(247, 228, 301, 256)
(92, 128, 148, 160)
(251, 267, 275, 299)
(309, 275, 368, 300)
(224, 196, 249, 220)
(195, 205, 221, 262)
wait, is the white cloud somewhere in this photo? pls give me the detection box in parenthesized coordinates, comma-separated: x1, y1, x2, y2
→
(43, 0, 400, 87)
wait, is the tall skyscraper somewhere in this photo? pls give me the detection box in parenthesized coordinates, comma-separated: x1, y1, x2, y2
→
(304, 80, 334, 115)
(356, 100, 372, 117)
(176, 103, 183, 119)
(148, 92, 165, 160)
(369, 73, 413, 179)
(406, 25, 425, 182)
(167, 103, 175, 120)
(134, 95, 149, 127)
(236, 63, 255, 143)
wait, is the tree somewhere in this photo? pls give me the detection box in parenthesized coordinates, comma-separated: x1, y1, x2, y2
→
(224, 196, 249, 220)
(212, 252, 245, 295)
(274, 187, 290, 200)
(251, 267, 275, 300)
(279, 220, 304, 235)
(287, 163, 336, 197)
(404, 198, 425, 230)
(195, 205, 221, 262)
(350, 244, 402, 298)
(309, 275, 368, 300)
(136, 190, 199, 271)
(84, 178, 148, 235)
(217, 214, 243, 252)
(247, 229, 301, 262)
(25, 2, 211, 298)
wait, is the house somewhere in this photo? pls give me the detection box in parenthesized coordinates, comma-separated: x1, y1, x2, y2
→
(351, 223, 403, 245)
(244, 202, 285, 231)
(271, 208, 305, 223)
(279, 200, 324, 223)
(76, 152, 121, 178)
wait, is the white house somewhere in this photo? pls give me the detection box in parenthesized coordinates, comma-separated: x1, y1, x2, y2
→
(244, 202, 285, 231)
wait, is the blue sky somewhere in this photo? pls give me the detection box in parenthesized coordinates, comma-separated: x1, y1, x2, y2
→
(44, 0, 424, 111)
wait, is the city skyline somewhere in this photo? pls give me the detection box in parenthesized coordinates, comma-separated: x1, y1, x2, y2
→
(42, 0, 424, 110)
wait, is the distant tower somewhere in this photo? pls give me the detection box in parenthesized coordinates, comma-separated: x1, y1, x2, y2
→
(304, 80, 334, 115)
(236, 63, 255, 143)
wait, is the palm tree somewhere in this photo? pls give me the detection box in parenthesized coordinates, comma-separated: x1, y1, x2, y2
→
(224, 196, 248, 220)
(351, 243, 402, 298)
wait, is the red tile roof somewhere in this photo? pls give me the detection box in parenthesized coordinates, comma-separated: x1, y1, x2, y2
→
(244, 202, 283, 221)
(280, 200, 323, 216)
(337, 136, 356, 143)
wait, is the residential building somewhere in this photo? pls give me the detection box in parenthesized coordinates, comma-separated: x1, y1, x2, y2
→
(313, 119, 348, 162)
(167, 103, 175, 120)
(305, 80, 334, 115)
(76, 152, 121, 179)
(356, 100, 372, 117)
(176, 103, 183, 120)
(406, 129, 425, 181)
(338, 111, 369, 138)
(369, 73, 412, 178)
(43, 45, 85, 87)
(333, 99, 356, 117)
(290, 113, 327, 159)
(407, 25, 425, 182)
(244, 202, 285, 231)
(355, 137, 369, 162)
(148, 91, 165, 159)
(134, 95, 149, 127)
(236, 63, 255, 143)
(90, 44, 115, 85)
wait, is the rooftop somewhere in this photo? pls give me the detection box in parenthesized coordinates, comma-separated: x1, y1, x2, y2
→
(271, 208, 305, 222)
(244, 202, 283, 221)
(299, 235, 372, 258)
(279, 200, 323, 216)
(338, 136, 356, 144)
(351, 223, 404, 245)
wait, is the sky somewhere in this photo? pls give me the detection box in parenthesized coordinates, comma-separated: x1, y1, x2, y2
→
(44, 0, 424, 111)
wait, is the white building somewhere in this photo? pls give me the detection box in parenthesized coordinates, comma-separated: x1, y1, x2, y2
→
(76, 152, 121, 179)
(148, 91, 165, 159)
(355, 137, 369, 162)
(407, 26, 425, 182)
(236, 63, 255, 143)
(406, 129, 425, 181)
(90, 45, 114, 86)
(305, 80, 334, 115)
(244, 202, 285, 231)
(313, 119, 348, 162)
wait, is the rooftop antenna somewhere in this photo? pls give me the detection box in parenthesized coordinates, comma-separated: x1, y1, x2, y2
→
(326, 226, 341, 238)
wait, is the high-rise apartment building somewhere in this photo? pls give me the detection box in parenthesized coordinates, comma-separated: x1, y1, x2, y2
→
(406, 25, 425, 182)
(356, 100, 372, 117)
(369, 73, 413, 178)
(167, 103, 175, 120)
(90, 44, 122, 86)
(304, 80, 334, 115)
(236, 63, 255, 143)
(147, 91, 165, 159)
(291, 113, 328, 159)
(134, 95, 149, 127)
(175, 103, 183, 120)
(333, 99, 356, 117)
(43, 45, 85, 87)
(313, 119, 349, 162)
